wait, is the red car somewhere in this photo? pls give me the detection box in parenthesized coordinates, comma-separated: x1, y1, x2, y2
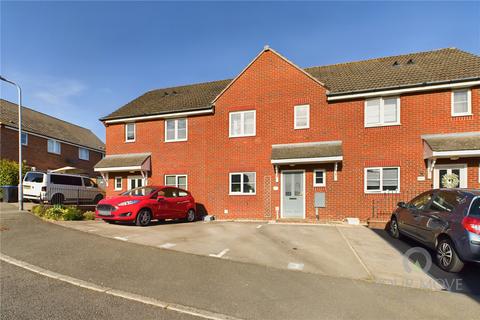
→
(95, 186, 196, 226)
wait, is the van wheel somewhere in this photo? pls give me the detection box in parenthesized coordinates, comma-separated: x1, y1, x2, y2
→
(436, 239, 464, 273)
(94, 194, 103, 204)
(186, 209, 195, 222)
(136, 209, 151, 226)
(51, 194, 64, 205)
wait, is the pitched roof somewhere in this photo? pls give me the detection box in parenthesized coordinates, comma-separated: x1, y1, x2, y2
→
(271, 141, 343, 160)
(94, 153, 151, 169)
(0, 99, 105, 152)
(422, 132, 480, 152)
(102, 48, 480, 121)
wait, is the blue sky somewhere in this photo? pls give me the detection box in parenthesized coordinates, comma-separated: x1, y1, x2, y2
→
(1, 1, 479, 141)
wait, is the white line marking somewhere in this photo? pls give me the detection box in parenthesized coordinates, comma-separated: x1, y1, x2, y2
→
(114, 236, 129, 241)
(0, 253, 242, 320)
(158, 243, 176, 249)
(87, 229, 98, 232)
(209, 249, 230, 258)
(335, 226, 373, 279)
(256, 225, 263, 229)
(287, 262, 304, 271)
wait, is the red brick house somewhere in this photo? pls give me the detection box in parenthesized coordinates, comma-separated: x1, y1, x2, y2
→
(1, 99, 105, 177)
(95, 47, 480, 222)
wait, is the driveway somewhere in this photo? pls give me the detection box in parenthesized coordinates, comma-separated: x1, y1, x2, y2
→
(54, 218, 444, 290)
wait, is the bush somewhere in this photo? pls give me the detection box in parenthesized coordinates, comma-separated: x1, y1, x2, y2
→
(83, 211, 96, 221)
(62, 206, 84, 221)
(0, 159, 30, 186)
(32, 204, 47, 217)
(44, 205, 64, 220)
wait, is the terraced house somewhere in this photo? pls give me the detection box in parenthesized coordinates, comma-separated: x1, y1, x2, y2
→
(95, 47, 480, 222)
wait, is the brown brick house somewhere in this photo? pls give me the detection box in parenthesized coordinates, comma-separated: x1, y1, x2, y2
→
(0, 99, 105, 177)
(96, 47, 480, 222)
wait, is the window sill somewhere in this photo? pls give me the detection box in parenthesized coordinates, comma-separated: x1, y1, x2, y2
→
(364, 123, 401, 128)
(47, 151, 61, 155)
(229, 193, 256, 196)
(313, 184, 326, 188)
(364, 191, 400, 194)
(125, 140, 135, 143)
(229, 134, 256, 139)
(294, 127, 310, 130)
(451, 113, 473, 117)
(165, 139, 188, 143)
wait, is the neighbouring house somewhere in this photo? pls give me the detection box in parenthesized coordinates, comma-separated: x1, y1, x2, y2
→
(95, 47, 480, 222)
(0, 99, 105, 177)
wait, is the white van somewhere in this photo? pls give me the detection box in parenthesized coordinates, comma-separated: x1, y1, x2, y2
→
(23, 171, 105, 205)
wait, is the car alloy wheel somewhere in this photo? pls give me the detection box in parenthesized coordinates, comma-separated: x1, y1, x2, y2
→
(186, 209, 195, 222)
(437, 242, 453, 268)
(389, 217, 401, 239)
(136, 209, 151, 226)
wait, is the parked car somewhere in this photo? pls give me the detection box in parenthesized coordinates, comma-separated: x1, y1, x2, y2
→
(95, 186, 196, 226)
(389, 189, 480, 273)
(23, 171, 105, 205)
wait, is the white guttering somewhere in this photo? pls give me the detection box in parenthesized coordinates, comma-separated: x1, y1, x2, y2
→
(271, 156, 343, 165)
(427, 150, 480, 159)
(94, 165, 143, 172)
(103, 108, 213, 124)
(327, 80, 480, 101)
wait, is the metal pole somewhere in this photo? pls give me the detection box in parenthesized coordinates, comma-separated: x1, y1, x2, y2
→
(0, 76, 23, 211)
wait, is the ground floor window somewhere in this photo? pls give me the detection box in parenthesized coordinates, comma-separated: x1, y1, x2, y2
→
(165, 174, 187, 190)
(114, 177, 122, 191)
(229, 172, 256, 195)
(313, 169, 326, 187)
(365, 167, 400, 193)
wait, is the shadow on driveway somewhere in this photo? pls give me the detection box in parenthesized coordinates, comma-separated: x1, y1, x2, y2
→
(372, 229, 480, 299)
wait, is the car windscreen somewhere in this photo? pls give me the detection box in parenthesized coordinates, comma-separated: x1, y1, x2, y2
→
(469, 198, 480, 218)
(121, 186, 157, 197)
(24, 172, 45, 183)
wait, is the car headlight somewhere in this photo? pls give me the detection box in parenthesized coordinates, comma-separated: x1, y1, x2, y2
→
(117, 200, 140, 207)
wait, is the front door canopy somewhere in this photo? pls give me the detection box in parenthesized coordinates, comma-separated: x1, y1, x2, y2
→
(94, 153, 151, 172)
(422, 131, 480, 159)
(271, 141, 343, 165)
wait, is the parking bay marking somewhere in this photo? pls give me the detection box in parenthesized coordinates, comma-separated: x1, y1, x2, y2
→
(158, 243, 176, 249)
(287, 262, 304, 271)
(209, 249, 230, 258)
(114, 236, 129, 241)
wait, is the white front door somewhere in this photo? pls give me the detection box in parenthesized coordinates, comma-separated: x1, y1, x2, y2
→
(127, 175, 144, 190)
(433, 164, 467, 189)
(281, 170, 305, 219)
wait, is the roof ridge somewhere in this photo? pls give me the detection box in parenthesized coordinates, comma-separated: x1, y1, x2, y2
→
(0, 98, 96, 133)
(304, 48, 459, 70)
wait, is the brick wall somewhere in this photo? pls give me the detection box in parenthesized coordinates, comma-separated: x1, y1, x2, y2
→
(104, 50, 480, 222)
(0, 126, 103, 177)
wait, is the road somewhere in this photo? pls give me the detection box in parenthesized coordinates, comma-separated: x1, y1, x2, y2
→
(1, 203, 479, 319)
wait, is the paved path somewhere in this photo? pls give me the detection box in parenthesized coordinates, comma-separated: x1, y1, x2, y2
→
(1, 203, 479, 319)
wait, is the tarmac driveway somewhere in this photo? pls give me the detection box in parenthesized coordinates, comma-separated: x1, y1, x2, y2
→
(55, 218, 443, 290)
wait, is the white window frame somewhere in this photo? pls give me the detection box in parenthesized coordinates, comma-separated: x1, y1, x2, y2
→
(229, 172, 256, 195)
(164, 174, 188, 189)
(294, 104, 310, 129)
(78, 147, 89, 161)
(313, 169, 326, 187)
(364, 167, 400, 194)
(364, 97, 401, 127)
(114, 177, 123, 191)
(47, 139, 61, 155)
(451, 89, 472, 117)
(165, 118, 188, 142)
(125, 122, 136, 142)
(21, 132, 28, 146)
(229, 110, 256, 138)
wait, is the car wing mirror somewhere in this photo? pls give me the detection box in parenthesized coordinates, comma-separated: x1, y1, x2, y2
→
(157, 196, 165, 202)
(397, 201, 407, 209)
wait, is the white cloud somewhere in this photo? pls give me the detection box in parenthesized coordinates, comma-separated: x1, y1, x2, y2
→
(32, 78, 87, 107)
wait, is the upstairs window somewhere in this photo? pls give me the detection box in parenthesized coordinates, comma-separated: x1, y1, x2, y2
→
(47, 139, 61, 154)
(229, 110, 256, 137)
(21, 132, 28, 146)
(451, 89, 472, 116)
(364, 97, 400, 127)
(125, 123, 135, 142)
(294, 105, 310, 129)
(79, 147, 89, 160)
(365, 167, 400, 193)
(165, 174, 188, 190)
(165, 118, 187, 142)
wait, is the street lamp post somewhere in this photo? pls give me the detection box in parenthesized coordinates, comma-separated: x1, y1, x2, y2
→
(0, 75, 23, 211)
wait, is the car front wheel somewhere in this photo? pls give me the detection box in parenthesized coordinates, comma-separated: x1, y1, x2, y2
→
(186, 209, 195, 222)
(436, 239, 464, 273)
(136, 209, 151, 227)
(389, 216, 401, 239)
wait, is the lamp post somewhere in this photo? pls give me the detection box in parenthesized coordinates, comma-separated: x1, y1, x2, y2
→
(0, 75, 23, 211)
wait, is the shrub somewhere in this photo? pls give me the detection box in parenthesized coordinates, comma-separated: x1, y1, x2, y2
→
(44, 205, 64, 220)
(32, 204, 46, 217)
(0, 159, 30, 186)
(82, 211, 96, 221)
(61, 206, 84, 221)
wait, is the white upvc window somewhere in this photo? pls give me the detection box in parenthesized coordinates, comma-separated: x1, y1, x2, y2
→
(365, 167, 400, 193)
(47, 139, 61, 154)
(125, 123, 135, 142)
(229, 172, 256, 195)
(21, 132, 28, 146)
(364, 97, 400, 127)
(229, 110, 256, 138)
(165, 174, 188, 190)
(78, 147, 89, 160)
(114, 177, 123, 191)
(294, 104, 310, 129)
(313, 169, 326, 187)
(451, 89, 472, 116)
(165, 118, 187, 142)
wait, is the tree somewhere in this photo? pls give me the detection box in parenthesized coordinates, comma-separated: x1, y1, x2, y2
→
(0, 159, 30, 186)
